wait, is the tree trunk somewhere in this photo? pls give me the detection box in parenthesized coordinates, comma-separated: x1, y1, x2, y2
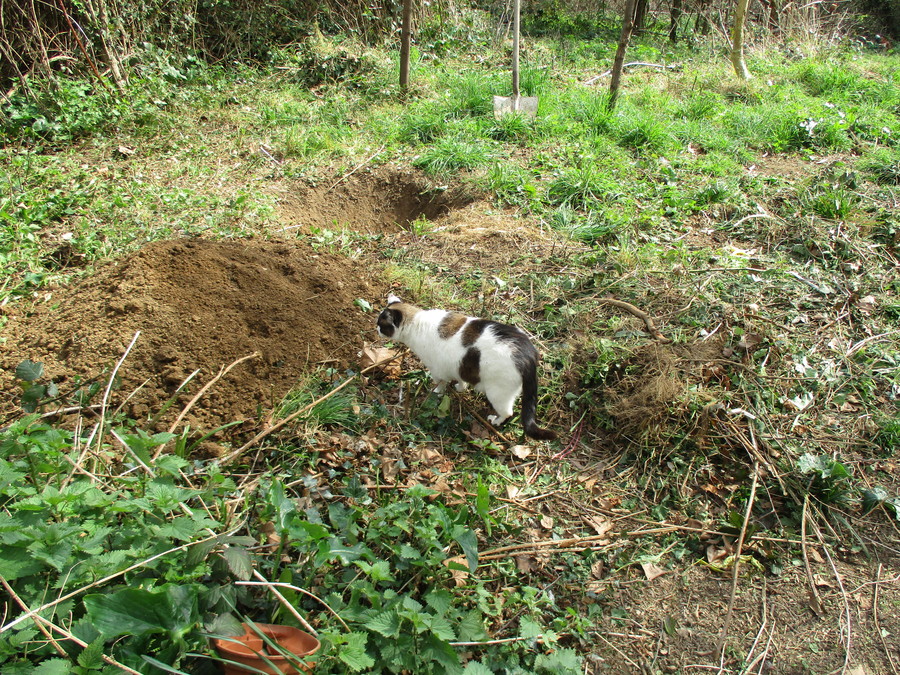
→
(759, 0, 780, 34)
(669, 0, 683, 43)
(399, 0, 412, 92)
(607, 0, 638, 111)
(633, 0, 648, 35)
(730, 0, 752, 81)
(82, 0, 126, 91)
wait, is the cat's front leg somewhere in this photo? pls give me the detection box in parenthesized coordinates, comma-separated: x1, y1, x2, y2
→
(454, 381, 469, 392)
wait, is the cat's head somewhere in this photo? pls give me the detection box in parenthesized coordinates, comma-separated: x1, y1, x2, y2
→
(377, 295, 414, 339)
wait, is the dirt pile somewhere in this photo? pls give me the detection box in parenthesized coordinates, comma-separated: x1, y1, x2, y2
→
(0, 238, 378, 436)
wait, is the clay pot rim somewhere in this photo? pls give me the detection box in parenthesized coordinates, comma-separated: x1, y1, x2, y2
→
(212, 621, 320, 660)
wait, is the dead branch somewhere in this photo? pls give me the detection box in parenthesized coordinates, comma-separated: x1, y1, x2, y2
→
(801, 495, 825, 617)
(160, 351, 260, 450)
(238, 575, 350, 633)
(584, 61, 680, 85)
(598, 297, 672, 343)
(810, 515, 852, 673)
(224, 353, 405, 462)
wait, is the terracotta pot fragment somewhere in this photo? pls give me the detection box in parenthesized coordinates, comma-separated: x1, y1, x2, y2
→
(212, 622, 320, 674)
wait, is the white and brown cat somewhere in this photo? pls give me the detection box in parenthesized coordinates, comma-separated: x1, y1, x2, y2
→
(377, 295, 556, 440)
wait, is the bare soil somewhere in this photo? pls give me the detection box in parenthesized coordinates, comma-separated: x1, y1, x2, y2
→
(0, 237, 377, 437)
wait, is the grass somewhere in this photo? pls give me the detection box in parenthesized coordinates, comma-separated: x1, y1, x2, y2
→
(2, 21, 900, 674)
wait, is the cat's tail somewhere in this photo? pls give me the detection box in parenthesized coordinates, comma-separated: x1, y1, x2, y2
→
(521, 365, 557, 441)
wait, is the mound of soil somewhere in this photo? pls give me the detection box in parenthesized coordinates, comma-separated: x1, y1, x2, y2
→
(0, 238, 378, 438)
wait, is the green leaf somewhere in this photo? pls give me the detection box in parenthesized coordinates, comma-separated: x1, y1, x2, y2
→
(425, 613, 456, 642)
(457, 610, 489, 642)
(77, 636, 107, 669)
(84, 584, 199, 639)
(463, 662, 494, 674)
(356, 559, 394, 583)
(205, 612, 245, 637)
(425, 589, 452, 616)
(0, 545, 44, 580)
(337, 632, 375, 672)
(140, 655, 194, 675)
(535, 647, 582, 674)
(519, 616, 543, 639)
(157, 516, 202, 542)
(21, 384, 48, 412)
(366, 609, 401, 638)
(33, 659, 70, 675)
(475, 478, 490, 518)
(399, 544, 421, 560)
(451, 525, 479, 572)
(862, 487, 889, 513)
(422, 634, 462, 672)
(222, 546, 254, 580)
(16, 360, 44, 382)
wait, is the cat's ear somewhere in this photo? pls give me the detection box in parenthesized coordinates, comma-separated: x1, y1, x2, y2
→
(387, 293, 402, 305)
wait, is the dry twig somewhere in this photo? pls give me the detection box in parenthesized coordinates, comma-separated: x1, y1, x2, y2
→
(598, 297, 672, 343)
(873, 563, 900, 675)
(157, 351, 260, 457)
(716, 463, 760, 658)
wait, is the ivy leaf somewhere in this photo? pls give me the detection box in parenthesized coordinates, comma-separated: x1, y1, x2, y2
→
(366, 609, 401, 638)
(337, 632, 375, 672)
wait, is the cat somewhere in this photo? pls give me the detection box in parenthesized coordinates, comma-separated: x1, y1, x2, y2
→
(376, 295, 556, 440)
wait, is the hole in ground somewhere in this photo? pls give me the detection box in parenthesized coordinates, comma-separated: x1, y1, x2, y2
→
(278, 166, 477, 234)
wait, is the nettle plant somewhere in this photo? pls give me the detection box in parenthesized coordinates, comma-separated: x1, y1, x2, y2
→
(0, 415, 250, 673)
(262, 479, 580, 674)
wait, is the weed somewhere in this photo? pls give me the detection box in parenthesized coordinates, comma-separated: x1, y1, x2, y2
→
(444, 69, 497, 118)
(858, 147, 900, 184)
(614, 115, 679, 156)
(276, 376, 360, 431)
(486, 162, 538, 207)
(485, 112, 534, 142)
(413, 135, 498, 176)
(397, 110, 447, 144)
(546, 160, 625, 209)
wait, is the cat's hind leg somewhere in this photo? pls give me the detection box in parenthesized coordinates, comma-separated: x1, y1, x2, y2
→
(484, 383, 517, 428)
